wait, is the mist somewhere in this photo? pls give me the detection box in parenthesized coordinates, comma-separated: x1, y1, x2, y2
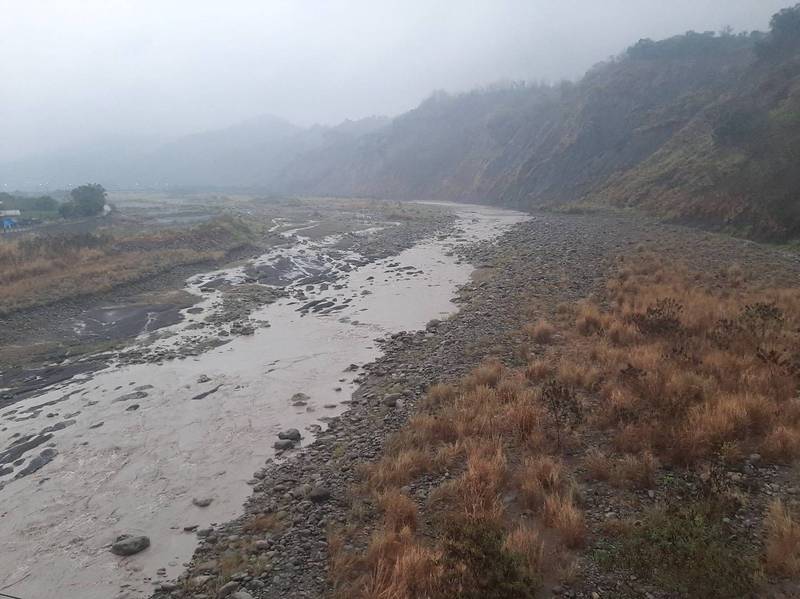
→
(0, 0, 788, 161)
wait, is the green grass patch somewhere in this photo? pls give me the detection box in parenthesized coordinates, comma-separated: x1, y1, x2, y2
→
(594, 502, 758, 598)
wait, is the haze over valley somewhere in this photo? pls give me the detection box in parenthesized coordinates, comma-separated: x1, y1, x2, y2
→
(3, 3, 800, 599)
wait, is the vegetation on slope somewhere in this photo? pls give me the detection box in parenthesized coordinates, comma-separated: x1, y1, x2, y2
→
(278, 4, 800, 242)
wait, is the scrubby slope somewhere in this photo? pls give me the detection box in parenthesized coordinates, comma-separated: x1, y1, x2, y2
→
(279, 6, 800, 241)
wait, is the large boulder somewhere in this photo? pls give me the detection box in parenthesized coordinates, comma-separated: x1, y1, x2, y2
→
(110, 534, 150, 556)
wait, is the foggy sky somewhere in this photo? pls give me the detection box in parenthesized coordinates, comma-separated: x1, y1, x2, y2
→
(0, 0, 790, 161)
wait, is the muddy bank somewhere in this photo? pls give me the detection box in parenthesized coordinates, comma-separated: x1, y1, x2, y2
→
(152, 210, 800, 599)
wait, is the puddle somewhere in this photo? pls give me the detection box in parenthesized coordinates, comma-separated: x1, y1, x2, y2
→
(0, 203, 527, 599)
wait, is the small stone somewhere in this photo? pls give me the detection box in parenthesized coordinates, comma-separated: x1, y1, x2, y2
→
(382, 393, 401, 407)
(193, 497, 213, 507)
(230, 592, 254, 599)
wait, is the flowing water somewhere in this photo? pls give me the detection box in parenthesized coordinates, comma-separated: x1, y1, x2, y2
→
(0, 203, 527, 599)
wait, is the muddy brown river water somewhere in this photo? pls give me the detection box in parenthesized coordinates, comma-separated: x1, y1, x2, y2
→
(0, 203, 527, 599)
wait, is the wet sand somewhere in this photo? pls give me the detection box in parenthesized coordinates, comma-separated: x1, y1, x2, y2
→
(0, 204, 527, 599)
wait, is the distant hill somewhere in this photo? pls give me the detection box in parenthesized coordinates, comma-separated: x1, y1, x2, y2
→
(275, 5, 800, 242)
(0, 114, 390, 190)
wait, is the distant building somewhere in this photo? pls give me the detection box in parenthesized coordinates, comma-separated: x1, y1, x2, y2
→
(0, 209, 21, 217)
(2, 216, 17, 232)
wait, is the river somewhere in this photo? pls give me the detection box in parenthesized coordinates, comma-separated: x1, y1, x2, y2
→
(0, 203, 527, 599)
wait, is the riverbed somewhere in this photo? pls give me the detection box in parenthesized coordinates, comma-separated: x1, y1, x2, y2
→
(0, 203, 527, 599)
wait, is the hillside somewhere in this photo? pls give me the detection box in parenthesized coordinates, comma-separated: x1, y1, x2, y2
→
(277, 6, 800, 242)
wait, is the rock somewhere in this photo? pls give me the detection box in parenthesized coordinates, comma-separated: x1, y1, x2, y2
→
(274, 439, 294, 450)
(217, 580, 239, 597)
(197, 374, 212, 383)
(308, 486, 331, 503)
(277, 428, 301, 441)
(382, 393, 402, 407)
(193, 497, 214, 507)
(231, 592, 254, 599)
(125, 404, 140, 411)
(110, 534, 150, 556)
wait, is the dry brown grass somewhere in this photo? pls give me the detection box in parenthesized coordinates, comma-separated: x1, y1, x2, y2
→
(0, 217, 251, 315)
(561, 253, 800, 466)
(336, 359, 586, 597)
(543, 494, 586, 549)
(524, 319, 556, 344)
(615, 451, 658, 489)
(765, 500, 800, 576)
(366, 448, 433, 491)
(582, 449, 613, 481)
(464, 358, 504, 390)
(517, 455, 565, 509)
(575, 302, 606, 336)
(242, 512, 283, 534)
(524, 359, 553, 382)
(421, 383, 457, 409)
(504, 524, 544, 573)
(378, 489, 418, 533)
(449, 440, 508, 524)
(334, 527, 444, 599)
(332, 252, 800, 596)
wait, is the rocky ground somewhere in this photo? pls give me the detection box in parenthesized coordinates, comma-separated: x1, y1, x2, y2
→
(149, 211, 800, 599)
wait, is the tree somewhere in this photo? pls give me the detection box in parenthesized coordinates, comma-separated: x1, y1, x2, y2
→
(60, 183, 107, 218)
(756, 4, 800, 59)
